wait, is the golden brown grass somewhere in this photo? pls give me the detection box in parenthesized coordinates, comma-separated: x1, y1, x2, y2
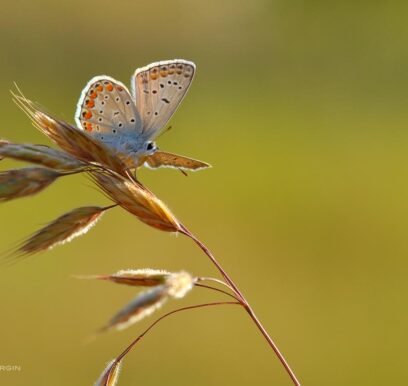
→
(13, 93, 129, 176)
(92, 271, 194, 332)
(77, 269, 171, 287)
(13, 206, 111, 259)
(0, 141, 86, 171)
(91, 171, 181, 232)
(1, 92, 302, 386)
(0, 167, 66, 201)
(95, 359, 121, 386)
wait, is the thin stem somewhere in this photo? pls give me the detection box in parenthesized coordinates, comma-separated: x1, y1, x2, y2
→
(194, 282, 239, 301)
(179, 224, 301, 386)
(195, 276, 233, 290)
(115, 301, 240, 363)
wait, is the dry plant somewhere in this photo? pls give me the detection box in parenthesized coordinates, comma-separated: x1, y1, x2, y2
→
(1, 93, 301, 386)
(13, 205, 115, 258)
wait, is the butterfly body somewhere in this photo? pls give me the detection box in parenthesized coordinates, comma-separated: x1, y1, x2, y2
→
(75, 60, 210, 172)
(98, 133, 156, 169)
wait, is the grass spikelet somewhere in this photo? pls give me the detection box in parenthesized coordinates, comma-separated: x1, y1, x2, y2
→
(95, 359, 122, 386)
(0, 141, 86, 171)
(100, 270, 194, 332)
(103, 285, 169, 331)
(12, 92, 128, 176)
(0, 167, 62, 201)
(78, 268, 171, 287)
(91, 172, 181, 232)
(15, 205, 110, 257)
(166, 271, 195, 299)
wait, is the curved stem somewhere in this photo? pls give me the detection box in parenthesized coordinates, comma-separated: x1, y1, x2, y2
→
(194, 282, 239, 301)
(179, 224, 301, 386)
(115, 301, 240, 363)
(195, 276, 233, 290)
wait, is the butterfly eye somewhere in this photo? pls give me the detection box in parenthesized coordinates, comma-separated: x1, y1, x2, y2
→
(146, 142, 155, 151)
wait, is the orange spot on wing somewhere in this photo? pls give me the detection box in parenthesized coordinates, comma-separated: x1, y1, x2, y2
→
(106, 84, 113, 91)
(97, 85, 103, 92)
(150, 69, 159, 80)
(90, 92, 97, 99)
(84, 111, 93, 119)
(85, 123, 93, 132)
(86, 99, 95, 108)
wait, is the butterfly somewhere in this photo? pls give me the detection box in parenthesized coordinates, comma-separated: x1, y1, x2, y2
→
(74, 59, 210, 172)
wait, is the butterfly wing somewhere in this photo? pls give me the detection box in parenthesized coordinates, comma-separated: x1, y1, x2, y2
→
(131, 60, 195, 140)
(145, 151, 210, 171)
(75, 76, 143, 146)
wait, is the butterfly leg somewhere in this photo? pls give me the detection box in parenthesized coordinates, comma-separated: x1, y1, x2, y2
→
(178, 168, 188, 177)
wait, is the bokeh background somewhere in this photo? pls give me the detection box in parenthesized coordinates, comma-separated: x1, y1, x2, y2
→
(1, 1, 408, 385)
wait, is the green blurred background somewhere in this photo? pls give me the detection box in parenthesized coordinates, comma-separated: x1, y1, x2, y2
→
(1, 1, 408, 385)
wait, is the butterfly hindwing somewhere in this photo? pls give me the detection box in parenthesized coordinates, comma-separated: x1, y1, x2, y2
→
(145, 151, 210, 171)
(75, 76, 143, 145)
(132, 60, 195, 140)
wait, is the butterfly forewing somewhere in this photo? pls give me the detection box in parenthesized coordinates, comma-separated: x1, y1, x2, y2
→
(75, 76, 143, 145)
(132, 60, 195, 140)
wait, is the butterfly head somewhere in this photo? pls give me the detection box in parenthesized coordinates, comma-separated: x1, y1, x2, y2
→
(119, 139, 158, 168)
(144, 140, 157, 155)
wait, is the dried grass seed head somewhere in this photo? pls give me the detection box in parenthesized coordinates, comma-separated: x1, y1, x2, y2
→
(92, 171, 181, 232)
(16, 206, 107, 257)
(0, 141, 86, 171)
(105, 285, 169, 331)
(86, 268, 172, 287)
(95, 359, 122, 386)
(0, 167, 61, 201)
(166, 271, 195, 299)
(101, 270, 195, 332)
(13, 93, 128, 176)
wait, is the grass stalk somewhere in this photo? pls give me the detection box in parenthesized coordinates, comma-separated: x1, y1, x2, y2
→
(180, 224, 302, 386)
(116, 301, 240, 363)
